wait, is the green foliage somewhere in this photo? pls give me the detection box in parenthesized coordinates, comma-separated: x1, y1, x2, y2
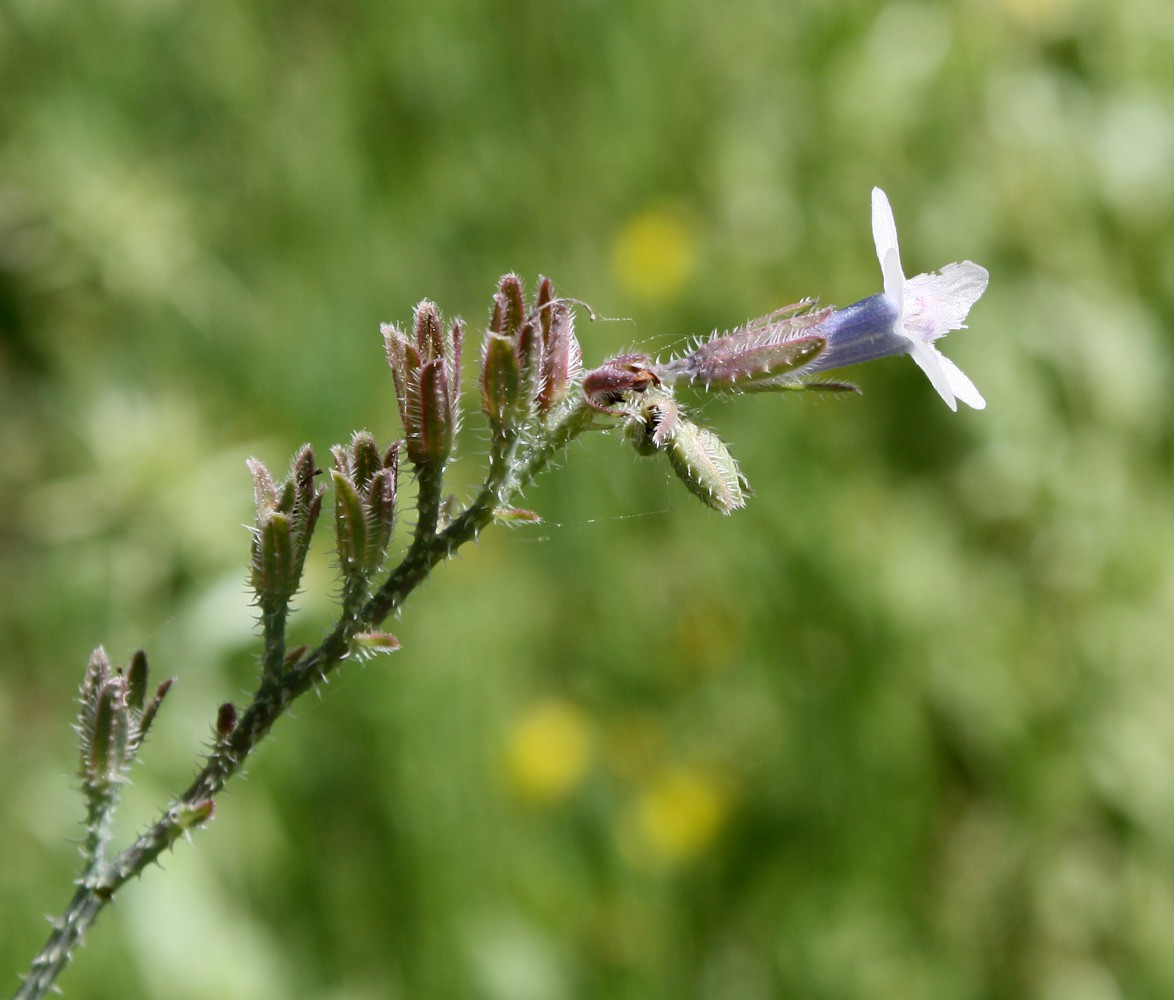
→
(3, 1, 1174, 998)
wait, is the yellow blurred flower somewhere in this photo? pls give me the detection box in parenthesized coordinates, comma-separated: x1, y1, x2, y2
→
(620, 766, 730, 867)
(611, 206, 699, 302)
(505, 698, 593, 805)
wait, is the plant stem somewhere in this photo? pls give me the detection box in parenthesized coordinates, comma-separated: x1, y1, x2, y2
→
(12, 398, 601, 1000)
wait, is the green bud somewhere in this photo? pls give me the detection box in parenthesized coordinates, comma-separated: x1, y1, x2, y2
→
(492, 506, 543, 525)
(331, 469, 369, 577)
(351, 631, 402, 657)
(481, 332, 525, 433)
(664, 417, 749, 515)
(175, 799, 215, 830)
(85, 676, 131, 785)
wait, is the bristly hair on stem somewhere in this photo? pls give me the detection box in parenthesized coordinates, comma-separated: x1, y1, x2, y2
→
(13, 220, 988, 997)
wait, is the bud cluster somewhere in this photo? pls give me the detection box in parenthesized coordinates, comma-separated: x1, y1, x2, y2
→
(383, 303, 464, 467)
(481, 274, 583, 437)
(331, 433, 400, 595)
(247, 446, 325, 612)
(76, 648, 171, 793)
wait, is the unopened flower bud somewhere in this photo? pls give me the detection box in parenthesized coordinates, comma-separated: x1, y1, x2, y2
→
(415, 356, 454, 465)
(331, 436, 399, 588)
(248, 449, 324, 610)
(537, 296, 581, 413)
(481, 332, 525, 433)
(126, 650, 149, 713)
(136, 677, 172, 745)
(215, 702, 237, 741)
(623, 387, 680, 456)
(84, 675, 131, 785)
(176, 799, 215, 830)
(383, 302, 463, 467)
(492, 506, 543, 525)
(491, 273, 527, 339)
(664, 417, 749, 515)
(351, 631, 402, 656)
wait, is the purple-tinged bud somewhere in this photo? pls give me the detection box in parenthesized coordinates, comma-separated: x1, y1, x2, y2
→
(446, 318, 464, 413)
(126, 650, 149, 713)
(366, 465, 398, 564)
(383, 304, 463, 468)
(492, 274, 527, 338)
(537, 299, 581, 413)
(215, 702, 237, 741)
(515, 315, 543, 409)
(383, 323, 420, 437)
(136, 677, 172, 745)
(412, 356, 454, 466)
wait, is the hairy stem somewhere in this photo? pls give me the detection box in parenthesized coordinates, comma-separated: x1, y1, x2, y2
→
(13, 398, 600, 1000)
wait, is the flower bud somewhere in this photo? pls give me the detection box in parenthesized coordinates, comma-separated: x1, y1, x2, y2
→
(351, 631, 402, 657)
(248, 449, 325, 611)
(622, 387, 680, 456)
(383, 302, 463, 468)
(215, 702, 237, 741)
(492, 506, 543, 525)
(83, 674, 131, 785)
(126, 650, 149, 713)
(415, 356, 454, 465)
(665, 418, 748, 514)
(175, 799, 215, 830)
(331, 435, 399, 588)
(136, 678, 173, 747)
(481, 332, 525, 433)
(537, 296, 581, 413)
(491, 273, 527, 339)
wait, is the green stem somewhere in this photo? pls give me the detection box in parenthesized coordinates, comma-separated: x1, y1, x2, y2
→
(12, 399, 602, 1000)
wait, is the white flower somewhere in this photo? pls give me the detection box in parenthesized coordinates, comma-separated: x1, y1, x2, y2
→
(871, 187, 988, 411)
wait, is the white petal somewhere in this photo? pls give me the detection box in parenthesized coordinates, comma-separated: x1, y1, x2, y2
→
(871, 188, 904, 302)
(937, 353, 986, 410)
(908, 342, 958, 411)
(904, 261, 988, 336)
(881, 249, 906, 323)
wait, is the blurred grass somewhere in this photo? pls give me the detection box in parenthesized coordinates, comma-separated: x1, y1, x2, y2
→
(3, 0, 1174, 997)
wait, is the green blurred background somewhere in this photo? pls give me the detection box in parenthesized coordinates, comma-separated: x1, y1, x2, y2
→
(3, 0, 1173, 997)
